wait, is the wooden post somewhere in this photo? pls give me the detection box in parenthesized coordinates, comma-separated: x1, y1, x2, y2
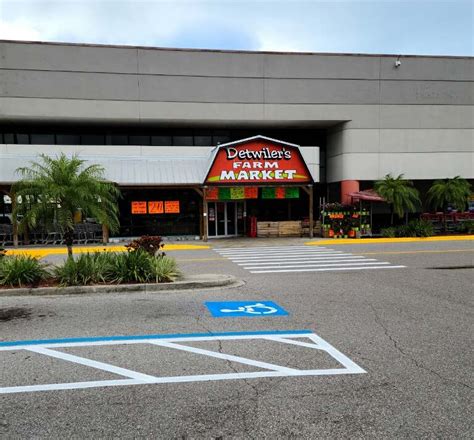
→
(102, 224, 109, 244)
(309, 185, 314, 238)
(202, 187, 208, 242)
(11, 194, 19, 247)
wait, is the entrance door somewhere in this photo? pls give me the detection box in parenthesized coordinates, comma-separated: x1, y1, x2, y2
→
(207, 201, 244, 237)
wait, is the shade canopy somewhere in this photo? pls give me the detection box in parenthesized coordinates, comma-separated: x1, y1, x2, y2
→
(348, 189, 384, 202)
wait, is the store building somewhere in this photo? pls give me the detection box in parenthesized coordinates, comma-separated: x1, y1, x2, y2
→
(0, 40, 472, 239)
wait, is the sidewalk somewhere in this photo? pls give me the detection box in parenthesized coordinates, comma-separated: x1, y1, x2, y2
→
(2, 235, 472, 258)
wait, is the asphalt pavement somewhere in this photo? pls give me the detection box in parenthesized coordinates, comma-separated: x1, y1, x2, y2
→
(0, 239, 472, 439)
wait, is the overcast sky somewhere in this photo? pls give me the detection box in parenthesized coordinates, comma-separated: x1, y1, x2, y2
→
(0, 0, 472, 55)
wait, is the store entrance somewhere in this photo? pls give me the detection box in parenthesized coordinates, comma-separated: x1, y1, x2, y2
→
(207, 201, 245, 237)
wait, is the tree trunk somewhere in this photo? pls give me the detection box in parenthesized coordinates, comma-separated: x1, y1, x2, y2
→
(64, 230, 74, 258)
(390, 206, 394, 226)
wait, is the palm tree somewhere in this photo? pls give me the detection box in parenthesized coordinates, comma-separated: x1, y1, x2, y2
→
(12, 154, 120, 257)
(427, 176, 471, 212)
(374, 174, 420, 225)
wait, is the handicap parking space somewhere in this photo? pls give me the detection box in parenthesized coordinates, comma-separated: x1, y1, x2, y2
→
(0, 330, 365, 395)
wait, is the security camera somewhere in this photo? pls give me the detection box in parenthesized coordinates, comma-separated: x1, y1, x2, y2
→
(395, 59, 401, 68)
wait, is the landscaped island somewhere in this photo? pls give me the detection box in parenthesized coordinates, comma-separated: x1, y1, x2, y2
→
(0, 236, 180, 289)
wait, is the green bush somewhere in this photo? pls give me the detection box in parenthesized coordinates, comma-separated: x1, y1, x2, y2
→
(0, 255, 48, 287)
(149, 256, 181, 283)
(456, 220, 474, 235)
(395, 225, 415, 237)
(54, 252, 114, 286)
(52, 250, 181, 287)
(409, 219, 434, 237)
(381, 227, 396, 238)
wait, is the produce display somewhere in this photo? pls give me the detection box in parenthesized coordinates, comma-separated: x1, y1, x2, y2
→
(320, 203, 371, 238)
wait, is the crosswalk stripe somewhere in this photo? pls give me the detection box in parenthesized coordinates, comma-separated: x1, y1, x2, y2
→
(216, 250, 334, 256)
(216, 245, 404, 274)
(236, 256, 368, 265)
(242, 260, 385, 270)
(231, 253, 352, 261)
(216, 246, 323, 252)
(250, 265, 406, 274)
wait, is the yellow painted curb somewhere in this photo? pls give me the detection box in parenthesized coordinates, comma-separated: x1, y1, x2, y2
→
(4, 243, 210, 258)
(306, 236, 474, 245)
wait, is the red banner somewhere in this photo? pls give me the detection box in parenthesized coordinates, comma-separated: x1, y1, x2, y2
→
(205, 139, 312, 185)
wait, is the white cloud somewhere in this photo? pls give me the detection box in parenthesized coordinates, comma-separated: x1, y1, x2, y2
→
(0, 19, 42, 41)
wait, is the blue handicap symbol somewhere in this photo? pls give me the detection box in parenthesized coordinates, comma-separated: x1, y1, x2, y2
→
(205, 301, 289, 318)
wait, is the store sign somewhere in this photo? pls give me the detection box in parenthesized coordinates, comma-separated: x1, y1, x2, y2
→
(148, 201, 164, 214)
(165, 201, 180, 214)
(205, 138, 312, 185)
(131, 201, 147, 214)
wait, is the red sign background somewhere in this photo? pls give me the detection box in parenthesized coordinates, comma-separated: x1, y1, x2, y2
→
(205, 140, 312, 185)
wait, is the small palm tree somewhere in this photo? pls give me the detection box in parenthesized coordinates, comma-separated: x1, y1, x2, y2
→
(374, 173, 420, 225)
(427, 176, 471, 212)
(12, 154, 120, 257)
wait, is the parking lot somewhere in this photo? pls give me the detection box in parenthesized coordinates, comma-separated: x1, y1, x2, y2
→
(0, 239, 472, 438)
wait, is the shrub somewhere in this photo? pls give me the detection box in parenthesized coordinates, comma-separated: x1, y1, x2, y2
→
(54, 252, 114, 286)
(395, 225, 415, 237)
(126, 236, 165, 257)
(149, 256, 181, 283)
(0, 255, 48, 287)
(107, 250, 154, 283)
(456, 220, 474, 235)
(382, 220, 435, 238)
(408, 219, 434, 237)
(52, 250, 180, 287)
(381, 227, 396, 238)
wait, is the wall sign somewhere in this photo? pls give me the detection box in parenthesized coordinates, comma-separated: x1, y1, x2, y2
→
(165, 200, 180, 214)
(148, 201, 164, 214)
(205, 137, 312, 185)
(131, 201, 147, 214)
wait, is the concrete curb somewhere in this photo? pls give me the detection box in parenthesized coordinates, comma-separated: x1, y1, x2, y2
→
(0, 274, 240, 297)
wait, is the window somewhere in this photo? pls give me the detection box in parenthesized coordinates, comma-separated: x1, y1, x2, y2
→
(173, 135, 193, 146)
(109, 135, 128, 145)
(56, 134, 80, 145)
(31, 134, 54, 144)
(4, 134, 14, 144)
(194, 131, 212, 146)
(16, 134, 30, 144)
(81, 134, 105, 145)
(129, 135, 150, 145)
(151, 135, 172, 146)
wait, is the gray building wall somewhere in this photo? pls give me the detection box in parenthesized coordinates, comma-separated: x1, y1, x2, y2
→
(0, 40, 472, 183)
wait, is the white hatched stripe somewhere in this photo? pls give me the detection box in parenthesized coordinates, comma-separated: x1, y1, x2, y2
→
(250, 265, 406, 273)
(26, 346, 158, 381)
(242, 260, 385, 270)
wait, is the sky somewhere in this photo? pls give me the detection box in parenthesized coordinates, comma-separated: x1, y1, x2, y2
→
(0, 0, 472, 56)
